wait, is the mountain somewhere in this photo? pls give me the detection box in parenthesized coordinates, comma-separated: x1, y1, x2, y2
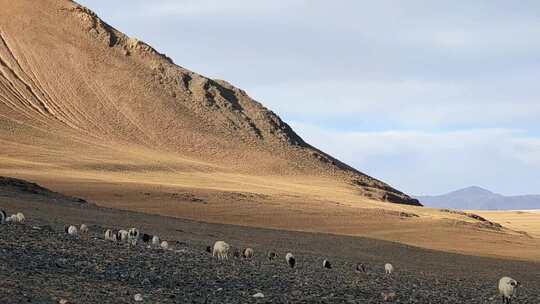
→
(0, 0, 419, 208)
(416, 186, 540, 210)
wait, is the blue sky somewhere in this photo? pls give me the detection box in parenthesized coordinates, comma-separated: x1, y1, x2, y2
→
(78, 1, 540, 196)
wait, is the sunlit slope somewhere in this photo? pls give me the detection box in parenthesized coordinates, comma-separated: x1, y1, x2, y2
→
(0, 0, 418, 206)
(475, 210, 540, 238)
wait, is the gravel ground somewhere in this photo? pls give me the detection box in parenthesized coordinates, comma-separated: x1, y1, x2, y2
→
(1, 180, 539, 303)
(1, 217, 539, 304)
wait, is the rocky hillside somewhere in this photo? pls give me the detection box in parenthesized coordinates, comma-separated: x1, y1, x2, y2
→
(0, 0, 419, 206)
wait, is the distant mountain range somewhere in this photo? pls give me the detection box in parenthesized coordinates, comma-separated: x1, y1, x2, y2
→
(415, 186, 540, 210)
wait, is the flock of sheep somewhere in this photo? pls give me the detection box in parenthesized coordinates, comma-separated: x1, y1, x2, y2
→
(0, 209, 522, 303)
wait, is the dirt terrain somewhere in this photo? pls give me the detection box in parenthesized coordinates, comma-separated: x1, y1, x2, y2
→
(1, 181, 540, 303)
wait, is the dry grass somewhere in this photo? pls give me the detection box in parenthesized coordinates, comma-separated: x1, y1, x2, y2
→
(475, 210, 540, 238)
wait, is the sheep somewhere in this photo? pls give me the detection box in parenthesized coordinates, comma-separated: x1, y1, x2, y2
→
(15, 212, 25, 223)
(243, 248, 254, 259)
(212, 241, 231, 260)
(142, 233, 151, 243)
(499, 276, 520, 304)
(67, 225, 78, 236)
(322, 259, 332, 269)
(105, 229, 115, 241)
(128, 228, 139, 246)
(152, 235, 160, 247)
(80, 224, 88, 237)
(117, 230, 129, 242)
(285, 252, 296, 268)
(267, 251, 278, 261)
(160, 241, 169, 250)
(355, 263, 367, 273)
(385, 263, 394, 275)
(232, 247, 241, 258)
(206, 245, 212, 253)
(0, 210, 6, 224)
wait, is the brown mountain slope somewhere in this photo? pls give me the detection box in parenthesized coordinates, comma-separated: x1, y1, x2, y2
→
(0, 0, 418, 206)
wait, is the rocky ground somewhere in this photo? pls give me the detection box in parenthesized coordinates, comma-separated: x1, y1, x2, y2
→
(1, 178, 539, 303)
(1, 217, 539, 303)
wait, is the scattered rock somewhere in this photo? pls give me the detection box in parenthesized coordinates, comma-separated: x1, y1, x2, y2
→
(134, 293, 143, 302)
(381, 291, 397, 302)
(252, 292, 264, 298)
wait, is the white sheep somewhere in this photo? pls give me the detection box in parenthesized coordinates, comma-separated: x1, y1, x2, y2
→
(160, 241, 169, 250)
(16, 212, 25, 223)
(67, 225, 78, 236)
(285, 252, 296, 268)
(117, 230, 129, 242)
(6, 214, 17, 223)
(152, 235, 160, 247)
(212, 241, 231, 260)
(243, 248, 254, 259)
(80, 224, 88, 237)
(499, 276, 520, 304)
(0, 210, 6, 224)
(323, 259, 332, 269)
(128, 228, 139, 246)
(385, 263, 394, 275)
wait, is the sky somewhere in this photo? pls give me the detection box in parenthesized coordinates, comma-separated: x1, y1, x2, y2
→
(77, 0, 540, 196)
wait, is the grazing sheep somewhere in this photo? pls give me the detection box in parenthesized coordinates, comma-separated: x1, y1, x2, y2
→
(355, 263, 367, 273)
(80, 224, 88, 237)
(285, 252, 296, 268)
(499, 276, 520, 304)
(142, 233, 151, 243)
(67, 225, 78, 236)
(152, 235, 160, 247)
(206, 245, 212, 253)
(8, 214, 18, 223)
(385, 263, 394, 275)
(0, 210, 6, 224)
(128, 228, 139, 246)
(212, 241, 231, 260)
(105, 229, 115, 241)
(267, 251, 278, 261)
(323, 259, 332, 269)
(160, 241, 169, 250)
(15, 212, 25, 223)
(243, 248, 254, 259)
(117, 230, 129, 242)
